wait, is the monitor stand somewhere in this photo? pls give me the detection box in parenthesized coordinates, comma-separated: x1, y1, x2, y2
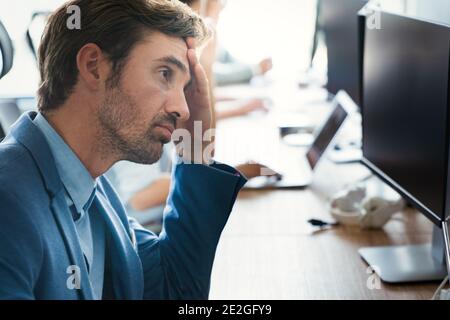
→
(359, 225, 447, 283)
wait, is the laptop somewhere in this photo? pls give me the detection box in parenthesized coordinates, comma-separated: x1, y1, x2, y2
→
(245, 91, 352, 189)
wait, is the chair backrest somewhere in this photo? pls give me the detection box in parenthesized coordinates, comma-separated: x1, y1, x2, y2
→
(0, 19, 14, 140)
(0, 19, 13, 79)
(26, 11, 51, 61)
(0, 99, 21, 131)
(0, 120, 4, 141)
(0, 99, 21, 142)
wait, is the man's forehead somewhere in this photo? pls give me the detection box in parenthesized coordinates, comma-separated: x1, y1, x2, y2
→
(140, 31, 189, 67)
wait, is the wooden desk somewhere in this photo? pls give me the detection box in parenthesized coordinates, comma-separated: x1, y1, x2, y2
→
(209, 85, 438, 300)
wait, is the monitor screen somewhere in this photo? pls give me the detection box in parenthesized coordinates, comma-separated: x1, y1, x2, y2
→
(319, 0, 367, 106)
(362, 11, 450, 224)
(307, 93, 348, 169)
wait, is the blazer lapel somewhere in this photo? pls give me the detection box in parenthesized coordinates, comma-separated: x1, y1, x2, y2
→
(51, 190, 94, 300)
(95, 192, 144, 300)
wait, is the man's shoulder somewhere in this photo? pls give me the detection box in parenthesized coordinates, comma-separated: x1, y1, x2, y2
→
(0, 140, 47, 231)
(0, 140, 44, 193)
(0, 140, 28, 164)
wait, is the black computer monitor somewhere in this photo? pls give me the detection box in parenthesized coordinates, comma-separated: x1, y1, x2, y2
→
(360, 10, 450, 283)
(362, 12, 450, 226)
(318, 0, 367, 106)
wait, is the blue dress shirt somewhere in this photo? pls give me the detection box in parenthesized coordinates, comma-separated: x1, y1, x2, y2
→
(33, 113, 105, 299)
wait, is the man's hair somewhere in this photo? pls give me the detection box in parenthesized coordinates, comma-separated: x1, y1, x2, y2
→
(37, 0, 210, 113)
(179, 0, 198, 6)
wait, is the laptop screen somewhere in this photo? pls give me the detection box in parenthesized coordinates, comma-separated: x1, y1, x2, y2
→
(306, 95, 349, 169)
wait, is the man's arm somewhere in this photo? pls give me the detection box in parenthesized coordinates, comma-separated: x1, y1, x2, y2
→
(132, 161, 246, 299)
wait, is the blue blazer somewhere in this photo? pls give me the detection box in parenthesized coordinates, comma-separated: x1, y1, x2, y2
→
(0, 112, 246, 300)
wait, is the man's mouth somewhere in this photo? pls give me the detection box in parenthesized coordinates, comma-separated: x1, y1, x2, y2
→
(154, 123, 175, 142)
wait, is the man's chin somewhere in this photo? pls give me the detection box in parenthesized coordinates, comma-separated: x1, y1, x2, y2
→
(124, 143, 164, 165)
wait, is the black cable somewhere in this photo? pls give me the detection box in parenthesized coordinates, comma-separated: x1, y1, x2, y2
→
(307, 218, 339, 228)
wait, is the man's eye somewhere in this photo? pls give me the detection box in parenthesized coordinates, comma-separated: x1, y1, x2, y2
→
(160, 69, 172, 82)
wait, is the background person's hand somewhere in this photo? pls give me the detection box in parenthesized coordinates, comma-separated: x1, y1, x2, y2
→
(215, 98, 268, 120)
(236, 162, 282, 180)
(258, 57, 273, 75)
(236, 98, 269, 116)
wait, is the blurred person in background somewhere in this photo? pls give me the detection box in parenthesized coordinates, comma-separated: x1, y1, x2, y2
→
(183, 0, 272, 120)
(105, 144, 173, 233)
(215, 47, 272, 86)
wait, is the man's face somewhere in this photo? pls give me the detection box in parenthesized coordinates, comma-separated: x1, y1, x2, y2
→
(97, 31, 191, 164)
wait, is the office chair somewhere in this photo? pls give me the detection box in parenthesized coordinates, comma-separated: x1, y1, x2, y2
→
(0, 19, 13, 79)
(26, 11, 51, 61)
(0, 18, 18, 141)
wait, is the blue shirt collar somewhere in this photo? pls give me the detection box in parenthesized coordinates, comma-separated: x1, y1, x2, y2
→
(33, 112, 96, 215)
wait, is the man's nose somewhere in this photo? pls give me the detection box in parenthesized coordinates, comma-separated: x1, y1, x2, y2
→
(166, 91, 190, 122)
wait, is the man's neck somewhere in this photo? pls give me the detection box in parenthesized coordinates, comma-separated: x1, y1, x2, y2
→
(43, 104, 116, 178)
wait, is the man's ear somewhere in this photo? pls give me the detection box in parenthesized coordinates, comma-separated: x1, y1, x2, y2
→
(76, 43, 109, 91)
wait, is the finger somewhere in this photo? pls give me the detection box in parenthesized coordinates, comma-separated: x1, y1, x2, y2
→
(187, 49, 209, 94)
(259, 105, 269, 112)
(186, 48, 198, 87)
(186, 48, 199, 88)
(258, 165, 282, 178)
(194, 62, 210, 95)
(249, 101, 266, 111)
(187, 48, 199, 67)
(186, 37, 196, 50)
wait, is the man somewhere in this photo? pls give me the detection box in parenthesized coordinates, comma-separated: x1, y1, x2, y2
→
(0, 0, 246, 300)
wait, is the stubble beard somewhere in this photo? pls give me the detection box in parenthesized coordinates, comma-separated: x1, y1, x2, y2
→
(96, 85, 166, 165)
